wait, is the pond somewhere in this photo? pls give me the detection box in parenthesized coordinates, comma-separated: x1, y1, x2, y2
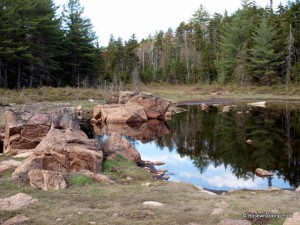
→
(91, 100, 300, 191)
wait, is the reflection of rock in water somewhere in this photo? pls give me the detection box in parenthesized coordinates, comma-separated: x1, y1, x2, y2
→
(93, 120, 170, 143)
(138, 160, 171, 181)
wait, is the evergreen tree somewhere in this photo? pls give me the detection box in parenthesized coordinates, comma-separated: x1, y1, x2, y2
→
(62, 0, 99, 86)
(248, 16, 284, 85)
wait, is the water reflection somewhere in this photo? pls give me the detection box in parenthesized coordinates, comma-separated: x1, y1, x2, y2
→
(93, 120, 170, 143)
(92, 102, 300, 190)
(153, 102, 300, 189)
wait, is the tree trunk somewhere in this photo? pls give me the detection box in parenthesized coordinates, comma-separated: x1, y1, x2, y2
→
(17, 63, 21, 89)
(4, 60, 8, 88)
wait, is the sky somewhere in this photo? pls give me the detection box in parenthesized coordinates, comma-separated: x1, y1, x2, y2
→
(53, 0, 287, 47)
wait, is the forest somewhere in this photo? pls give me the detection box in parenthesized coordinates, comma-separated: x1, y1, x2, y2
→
(0, 0, 299, 89)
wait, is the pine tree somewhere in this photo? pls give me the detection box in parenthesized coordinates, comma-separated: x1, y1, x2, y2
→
(248, 16, 284, 85)
(62, 0, 98, 86)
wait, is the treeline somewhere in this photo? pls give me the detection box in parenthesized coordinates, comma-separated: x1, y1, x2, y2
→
(107, 0, 300, 87)
(0, 0, 103, 88)
(0, 0, 300, 88)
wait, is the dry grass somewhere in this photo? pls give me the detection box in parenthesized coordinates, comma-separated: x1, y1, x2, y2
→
(0, 176, 299, 225)
(141, 83, 300, 102)
(0, 155, 299, 225)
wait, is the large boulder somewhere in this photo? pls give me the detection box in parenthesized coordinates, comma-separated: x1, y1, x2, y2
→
(104, 132, 141, 163)
(128, 93, 171, 119)
(12, 129, 103, 181)
(94, 119, 170, 143)
(28, 169, 67, 191)
(93, 102, 148, 123)
(3, 107, 80, 154)
(0, 193, 38, 211)
(4, 110, 51, 154)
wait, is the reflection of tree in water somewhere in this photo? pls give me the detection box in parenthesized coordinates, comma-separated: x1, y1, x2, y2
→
(155, 103, 300, 188)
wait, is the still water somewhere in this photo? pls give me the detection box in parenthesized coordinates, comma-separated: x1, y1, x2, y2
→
(94, 101, 300, 191)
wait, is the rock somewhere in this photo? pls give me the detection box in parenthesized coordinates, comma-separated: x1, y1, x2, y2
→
(88, 221, 97, 225)
(118, 91, 138, 104)
(4, 107, 80, 154)
(153, 161, 165, 166)
(248, 101, 266, 107)
(218, 218, 251, 225)
(222, 106, 231, 113)
(164, 111, 172, 120)
(142, 201, 165, 207)
(296, 186, 300, 192)
(246, 139, 252, 145)
(142, 182, 151, 187)
(4, 109, 51, 154)
(1, 159, 22, 168)
(105, 132, 141, 162)
(255, 168, 273, 177)
(2, 214, 31, 225)
(267, 187, 281, 192)
(35, 129, 102, 173)
(201, 190, 217, 195)
(128, 92, 171, 119)
(211, 208, 225, 216)
(187, 223, 201, 225)
(88, 99, 94, 102)
(78, 170, 113, 183)
(283, 212, 300, 225)
(28, 169, 67, 191)
(0, 193, 38, 211)
(94, 119, 170, 143)
(13, 151, 34, 158)
(90, 118, 98, 125)
(0, 165, 14, 176)
(93, 103, 148, 123)
(11, 109, 102, 182)
(201, 103, 208, 110)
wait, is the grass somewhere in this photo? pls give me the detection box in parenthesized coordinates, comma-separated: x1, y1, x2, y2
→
(1, 179, 299, 225)
(0, 154, 300, 224)
(69, 175, 93, 187)
(102, 155, 152, 182)
(1, 84, 300, 107)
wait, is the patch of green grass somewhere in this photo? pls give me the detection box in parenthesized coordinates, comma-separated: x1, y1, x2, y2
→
(102, 155, 152, 182)
(0, 179, 17, 189)
(70, 175, 93, 187)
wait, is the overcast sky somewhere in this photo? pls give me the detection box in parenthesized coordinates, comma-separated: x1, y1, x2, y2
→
(53, 0, 287, 46)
